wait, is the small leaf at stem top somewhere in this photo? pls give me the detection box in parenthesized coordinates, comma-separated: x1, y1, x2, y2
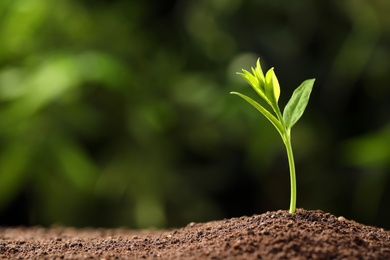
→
(238, 70, 259, 90)
(237, 68, 269, 104)
(264, 68, 280, 105)
(283, 79, 315, 129)
(254, 59, 265, 91)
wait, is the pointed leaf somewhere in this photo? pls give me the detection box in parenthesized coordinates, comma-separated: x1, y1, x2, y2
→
(254, 59, 265, 91)
(237, 70, 259, 89)
(283, 79, 315, 129)
(237, 70, 269, 104)
(230, 91, 284, 138)
(264, 68, 280, 104)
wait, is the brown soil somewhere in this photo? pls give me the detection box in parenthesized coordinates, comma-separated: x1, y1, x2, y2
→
(0, 209, 389, 259)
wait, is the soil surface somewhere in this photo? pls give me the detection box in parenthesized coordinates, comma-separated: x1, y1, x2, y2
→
(1, 209, 389, 259)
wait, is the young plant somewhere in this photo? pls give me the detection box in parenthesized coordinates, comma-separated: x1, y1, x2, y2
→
(231, 59, 315, 214)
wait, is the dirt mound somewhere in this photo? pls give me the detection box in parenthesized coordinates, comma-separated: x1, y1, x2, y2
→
(1, 209, 389, 259)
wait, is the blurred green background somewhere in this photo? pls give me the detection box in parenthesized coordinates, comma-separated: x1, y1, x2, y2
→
(0, 0, 389, 229)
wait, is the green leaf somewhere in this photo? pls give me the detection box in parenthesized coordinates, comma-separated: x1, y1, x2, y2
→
(237, 70, 269, 104)
(237, 69, 259, 89)
(283, 79, 315, 129)
(254, 59, 265, 91)
(264, 68, 280, 104)
(230, 91, 284, 138)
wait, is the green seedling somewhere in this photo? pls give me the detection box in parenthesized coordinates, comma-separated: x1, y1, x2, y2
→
(231, 59, 315, 214)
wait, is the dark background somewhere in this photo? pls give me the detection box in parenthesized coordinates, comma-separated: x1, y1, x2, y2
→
(0, 0, 389, 229)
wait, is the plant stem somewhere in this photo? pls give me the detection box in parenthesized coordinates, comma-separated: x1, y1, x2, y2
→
(284, 129, 296, 214)
(275, 109, 297, 214)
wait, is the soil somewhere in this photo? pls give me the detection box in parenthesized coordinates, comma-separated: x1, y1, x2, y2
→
(0, 209, 389, 259)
